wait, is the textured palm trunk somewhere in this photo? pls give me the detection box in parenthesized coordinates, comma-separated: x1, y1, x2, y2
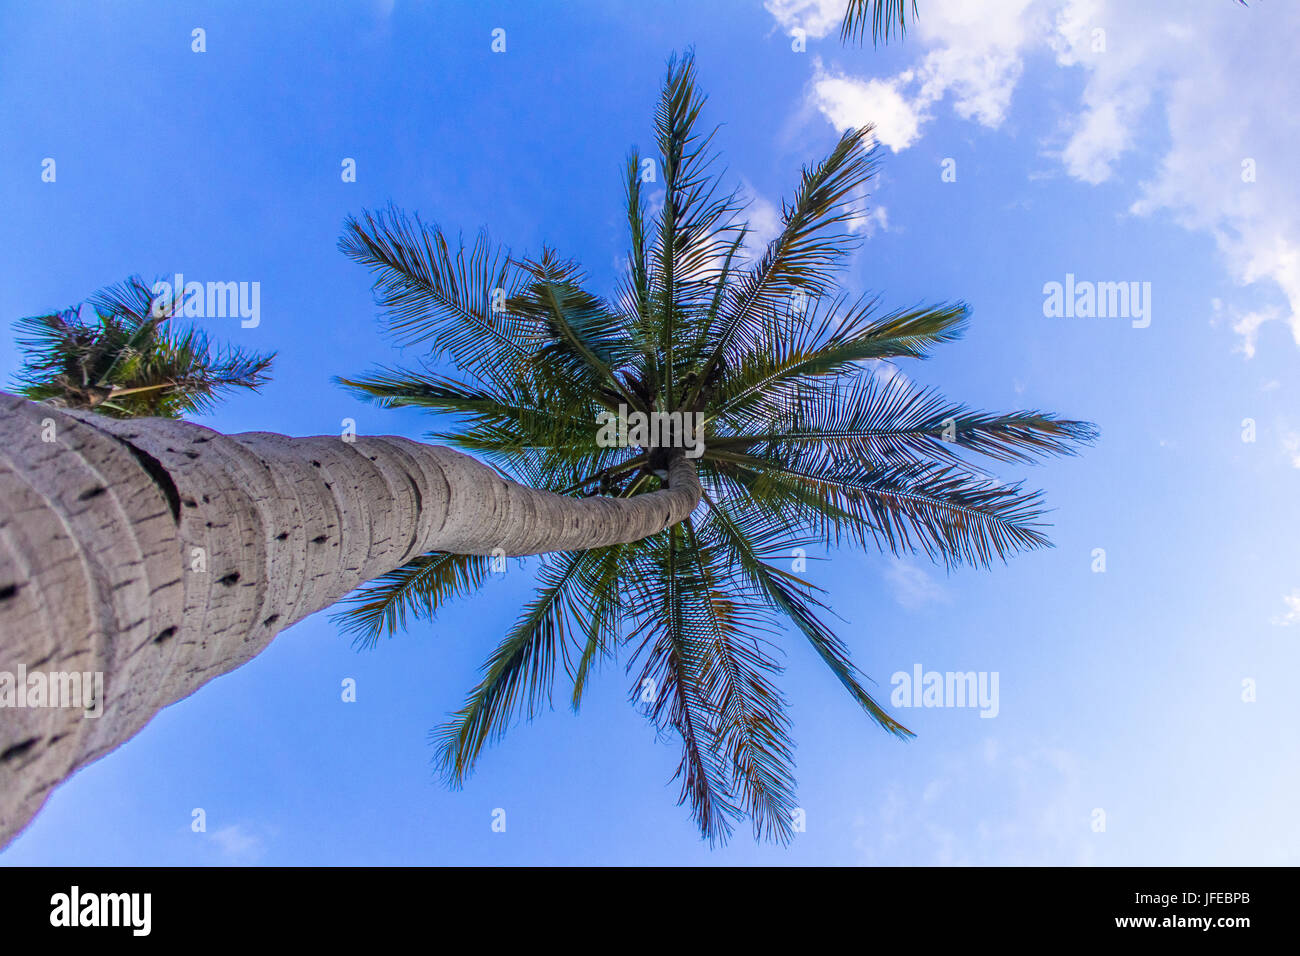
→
(0, 392, 699, 847)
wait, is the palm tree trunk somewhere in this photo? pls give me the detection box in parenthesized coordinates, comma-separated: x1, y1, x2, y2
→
(0, 391, 699, 847)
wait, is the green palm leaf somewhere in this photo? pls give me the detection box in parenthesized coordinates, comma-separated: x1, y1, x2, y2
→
(433, 548, 612, 786)
(717, 368, 1098, 468)
(676, 519, 798, 843)
(625, 526, 741, 844)
(331, 552, 493, 649)
(339, 205, 536, 385)
(713, 298, 968, 421)
(697, 492, 911, 737)
(688, 125, 880, 407)
(841, 0, 919, 46)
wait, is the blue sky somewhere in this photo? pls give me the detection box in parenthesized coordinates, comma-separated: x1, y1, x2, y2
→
(1, 0, 1297, 865)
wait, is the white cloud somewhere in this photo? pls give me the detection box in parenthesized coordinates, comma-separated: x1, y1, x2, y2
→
(853, 743, 1096, 865)
(811, 67, 929, 152)
(854, 203, 889, 237)
(211, 823, 267, 862)
(1282, 431, 1300, 470)
(765, 0, 845, 40)
(1271, 589, 1300, 628)
(784, 0, 1300, 356)
(882, 558, 952, 609)
(741, 184, 784, 263)
(910, 0, 1037, 128)
(806, 0, 1036, 149)
(1110, 4, 1300, 356)
(1231, 307, 1283, 360)
(1061, 96, 1146, 185)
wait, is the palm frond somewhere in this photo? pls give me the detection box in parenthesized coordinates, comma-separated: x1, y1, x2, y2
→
(569, 543, 633, 709)
(433, 548, 611, 786)
(698, 493, 912, 737)
(338, 366, 627, 488)
(677, 519, 798, 843)
(689, 125, 879, 404)
(753, 455, 1055, 567)
(620, 149, 654, 352)
(713, 298, 968, 420)
(332, 552, 493, 648)
(650, 50, 745, 405)
(339, 205, 535, 385)
(624, 525, 740, 844)
(716, 368, 1098, 468)
(840, 0, 919, 46)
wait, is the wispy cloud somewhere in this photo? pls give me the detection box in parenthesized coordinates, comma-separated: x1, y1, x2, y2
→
(883, 558, 952, 610)
(1281, 430, 1300, 470)
(740, 182, 784, 263)
(211, 823, 268, 862)
(1271, 590, 1300, 628)
(854, 742, 1096, 865)
(778, 0, 1300, 357)
(764, 0, 845, 40)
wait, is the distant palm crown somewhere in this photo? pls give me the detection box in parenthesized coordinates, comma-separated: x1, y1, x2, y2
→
(336, 52, 1095, 844)
(12, 277, 273, 419)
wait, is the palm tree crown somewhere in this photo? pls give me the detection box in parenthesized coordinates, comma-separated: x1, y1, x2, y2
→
(336, 52, 1096, 844)
(11, 276, 274, 419)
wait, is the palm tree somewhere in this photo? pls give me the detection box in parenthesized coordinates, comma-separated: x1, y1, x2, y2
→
(10, 276, 274, 418)
(841, 0, 918, 45)
(0, 52, 1093, 850)
(332, 51, 1096, 844)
